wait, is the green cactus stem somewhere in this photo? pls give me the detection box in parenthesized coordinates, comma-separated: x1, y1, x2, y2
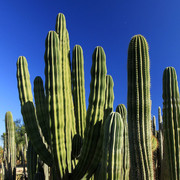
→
(5, 111, 16, 180)
(27, 141, 38, 180)
(72, 45, 86, 138)
(16, 56, 52, 166)
(95, 112, 124, 180)
(72, 46, 107, 179)
(163, 67, 180, 180)
(127, 35, 154, 180)
(34, 76, 50, 146)
(104, 75, 114, 121)
(116, 104, 130, 180)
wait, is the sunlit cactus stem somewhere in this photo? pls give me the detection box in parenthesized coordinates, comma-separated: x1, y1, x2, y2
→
(127, 34, 154, 179)
(5, 111, 16, 180)
(72, 46, 107, 179)
(163, 67, 180, 180)
(104, 75, 114, 121)
(72, 44, 86, 138)
(16, 56, 53, 167)
(95, 112, 124, 180)
(116, 104, 130, 180)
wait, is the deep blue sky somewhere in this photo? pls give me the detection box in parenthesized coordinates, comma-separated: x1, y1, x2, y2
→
(0, 1, 180, 146)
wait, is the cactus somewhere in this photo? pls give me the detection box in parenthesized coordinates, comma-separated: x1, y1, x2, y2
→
(27, 141, 38, 180)
(71, 46, 107, 179)
(95, 112, 124, 180)
(162, 67, 180, 180)
(116, 104, 130, 180)
(152, 116, 157, 137)
(104, 75, 114, 120)
(44, 29, 76, 178)
(5, 111, 16, 180)
(34, 76, 50, 146)
(157, 106, 163, 179)
(71, 45, 86, 159)
(72, 45, 86, 138)
(127, 35, 154, 179)
(17, 56, 53, 167)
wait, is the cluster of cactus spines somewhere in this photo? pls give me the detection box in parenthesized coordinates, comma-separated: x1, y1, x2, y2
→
(127, 35, 154, 179)
(104, 75, 114, 120)
(17, 56, 52, 166)
(162, 67, 180, 180)
(116, 104, 130, 180)
(72, 46, 107, 179)
(27, 141, 38, 180)
(72, 45, 86, 138)
(5, 111, 16, 180)
(95, 112, 124, 180)
(34, 76, 50, 146)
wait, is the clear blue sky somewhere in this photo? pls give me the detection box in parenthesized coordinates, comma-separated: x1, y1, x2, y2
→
(0, 0, 180, 146)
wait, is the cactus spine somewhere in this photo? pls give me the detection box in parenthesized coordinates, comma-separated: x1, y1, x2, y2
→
(127, 35, 153, 179)
(163, 67, 180, 180)
(116, 104, 130, 180)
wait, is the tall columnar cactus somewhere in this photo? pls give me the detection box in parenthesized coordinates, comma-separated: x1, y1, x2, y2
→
(158, 107, 163, 162)
(104, 75, 114, 120)
(44, 29, 76, 178)
(34, 76, 50, 146)
(157, 106, 163, 180)
(152, 116, 157, 137)
(72, 46, 107, 179)
(127, 35, 154, 179)
(116, 104, 130, 180)
(72, 45, 86, 138)
(5, 111, 16, 180)
(95, 112, 124, 180)
(162, 67, 180, 180)
(27, 141, 37, 180)
(17, 56, 53, 166)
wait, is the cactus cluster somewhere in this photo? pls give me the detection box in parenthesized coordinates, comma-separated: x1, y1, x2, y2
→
(3, 12, 177, 180)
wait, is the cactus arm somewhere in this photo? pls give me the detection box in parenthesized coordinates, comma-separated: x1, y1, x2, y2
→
(16, 56, 33, 106)
(96, 112, 124, 179)
(72, 45, 86, 138)
(34, 76, 50, 146)
(16, 56, 53, 167)
(21, 102, 53, 166)
(116, 104, 130, 180)
(72, 46, 107, 179)
(104, 75, 114, 121)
